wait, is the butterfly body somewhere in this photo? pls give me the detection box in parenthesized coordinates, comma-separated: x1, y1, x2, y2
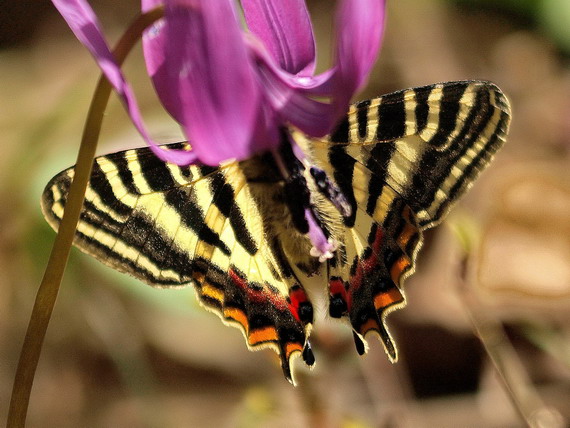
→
(42, 81, 511, 383)
(235, 152, 327, 274)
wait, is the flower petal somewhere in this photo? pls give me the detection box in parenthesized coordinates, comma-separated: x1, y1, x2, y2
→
(246, 0, 385, 137)
(242, 0, 316, 75)
(141, 0, 186, 124)
(162, 0, 274, 165)
(51, 0, 197, 165)
(141, 0, 162, 12)
(333, 0, 385, 100)
(246, 39, 334, 135)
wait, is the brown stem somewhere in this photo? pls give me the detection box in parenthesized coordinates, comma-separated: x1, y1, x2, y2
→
(457, 253, 563, 428)
(7, 7, 163, 427)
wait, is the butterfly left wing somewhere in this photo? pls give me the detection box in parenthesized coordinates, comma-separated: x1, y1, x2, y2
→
(42, 143, 315, 383)
(307, 81, 511, 358)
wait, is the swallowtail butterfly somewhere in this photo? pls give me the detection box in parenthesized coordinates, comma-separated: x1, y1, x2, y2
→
(42, 81, 511, 384)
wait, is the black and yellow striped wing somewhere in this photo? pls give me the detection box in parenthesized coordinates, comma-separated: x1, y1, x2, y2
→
(42, 144, 314, 382)
(42, 80, 511, 383)
(310, 80, 510, 358)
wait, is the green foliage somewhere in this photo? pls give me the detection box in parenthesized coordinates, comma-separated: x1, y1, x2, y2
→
(539, 0, 570, 54)
(449, 0, 570, 54)
(449, 0, 538, 17)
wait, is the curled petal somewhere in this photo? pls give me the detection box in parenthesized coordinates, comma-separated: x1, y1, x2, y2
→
(141, 0, 162, 13)
(256, 64, 333, 135)
(248, 39, 335, 135)
(51, 0, 197, 165)
(142, 0, 186, 124)
(162, 0, 270, 165)
(280, 0, 386, 126)
(242, 0, 316, 75)
(246, 0, 385, 137)
(333, 0, 385, 98)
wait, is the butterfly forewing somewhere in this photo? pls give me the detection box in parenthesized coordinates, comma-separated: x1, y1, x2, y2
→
(329, 81, 510, 227)
(42, 80, 510, 382)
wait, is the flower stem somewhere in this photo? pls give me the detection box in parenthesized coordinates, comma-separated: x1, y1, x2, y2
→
(7, 8, 163, 427)
(456, 254, 564, 428)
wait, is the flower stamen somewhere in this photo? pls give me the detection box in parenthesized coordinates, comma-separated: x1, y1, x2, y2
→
(309, 165, 352, 218)
(274, 133, 340, 261)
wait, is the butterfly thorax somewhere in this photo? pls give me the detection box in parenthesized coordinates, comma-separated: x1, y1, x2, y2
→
(236, 136, 344, 275)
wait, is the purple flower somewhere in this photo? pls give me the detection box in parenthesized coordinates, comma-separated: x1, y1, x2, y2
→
(50, 0, 385, 260)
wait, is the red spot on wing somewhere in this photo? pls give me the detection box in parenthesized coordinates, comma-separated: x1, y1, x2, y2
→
(371, 226, 384, 254)
(288, 287, 308, 323)
(329, 278, 346, 296)
(329, 277, 351, 310)
(350, 226, 384, 292)
(228, 268, 289, 312)
(329, 227, 386, 312)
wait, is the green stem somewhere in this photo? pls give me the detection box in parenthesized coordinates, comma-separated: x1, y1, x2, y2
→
(7, 8, 163, 428)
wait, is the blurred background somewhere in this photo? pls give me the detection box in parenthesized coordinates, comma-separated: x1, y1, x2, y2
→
(2, 0, 570, 426)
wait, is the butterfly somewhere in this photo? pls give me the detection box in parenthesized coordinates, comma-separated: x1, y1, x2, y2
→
(42, 80, 511, 384)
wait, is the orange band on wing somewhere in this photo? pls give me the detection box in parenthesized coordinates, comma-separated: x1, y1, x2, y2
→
(224, 307, 249, 332)
(360, 318, 380, 334)
(285, 342, 303, 359)
(374, 288, 404, 310)
(248, 327, 278, 345)
(193, 272, 205, 283)
(202, 283, 224, 304)
(397, 222, 416, 249)
(390, 256, 411, 284)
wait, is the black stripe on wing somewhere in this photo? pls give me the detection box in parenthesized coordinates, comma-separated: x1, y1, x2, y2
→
(207, 170, 258, 256)
(325, 80, 511, 229)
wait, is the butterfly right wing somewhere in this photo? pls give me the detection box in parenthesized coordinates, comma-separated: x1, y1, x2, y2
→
(308, 81, 511, 358)
(41, 143, 314, 383)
